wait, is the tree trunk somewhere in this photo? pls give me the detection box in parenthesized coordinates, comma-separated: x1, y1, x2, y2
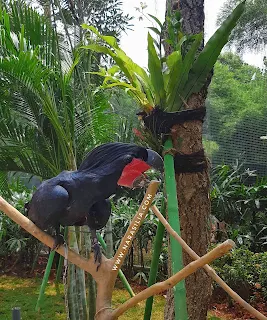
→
(164, 1, 212, 320)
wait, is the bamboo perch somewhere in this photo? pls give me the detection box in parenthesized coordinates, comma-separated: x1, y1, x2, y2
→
(151, 205, 267, 320)
(0, 182, 253, 320)
(0, 195, 106, 281)
(163, 138, 187, 320)
(111, 240, 235, 319)
(0, 181, 160, 320)
(95, 181, 160, 319)
(110, 180, 160, 280)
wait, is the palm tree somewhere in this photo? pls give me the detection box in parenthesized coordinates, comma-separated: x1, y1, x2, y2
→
(0, 2, 122, 318)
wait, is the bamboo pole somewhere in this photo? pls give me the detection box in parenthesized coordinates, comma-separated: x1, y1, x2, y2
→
(111, 240, 234, 319)
(151, 205, 267, 320)
(164, 138, 188, 320)
(35, 250, 56, 311)
(55, 227, 68, 286)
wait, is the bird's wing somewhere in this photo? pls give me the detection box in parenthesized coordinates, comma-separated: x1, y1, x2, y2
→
(27, 184, 69, 229)
(87, 199, 111, 230)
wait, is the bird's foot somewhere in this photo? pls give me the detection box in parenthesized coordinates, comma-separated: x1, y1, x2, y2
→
(52, 234, 65, 251)
(92, 239, 102, 271)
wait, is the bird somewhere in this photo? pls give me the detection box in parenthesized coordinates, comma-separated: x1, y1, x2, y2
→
(25, 142, 163, 269)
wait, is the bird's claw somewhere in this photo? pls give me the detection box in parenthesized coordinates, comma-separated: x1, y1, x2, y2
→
(92, 242, 102, 271)
(52, 234, 65, 251)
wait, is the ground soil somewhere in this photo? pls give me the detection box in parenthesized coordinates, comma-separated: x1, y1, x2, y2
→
(209, 288, 267, 319)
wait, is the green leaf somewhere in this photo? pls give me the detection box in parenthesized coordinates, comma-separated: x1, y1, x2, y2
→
(181, 1, 246, 102)
(82, 27, 155, 108)
(164, 51, 183, 108)
(147, 27, 161, 36)
(166, 33, 203, 111)
(147, 14, 163, 29)
(147, 33, 166, 107)
(19, 24, 25, 51)
(82, 24, 119, 48)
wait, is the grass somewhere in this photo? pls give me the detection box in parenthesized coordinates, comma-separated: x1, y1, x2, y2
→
(0, 275, 65, 320)
(0, 275, 165, 319)
(0, 275, 224, 319)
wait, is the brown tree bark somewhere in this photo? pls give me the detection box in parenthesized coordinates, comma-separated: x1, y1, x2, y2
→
(164, 1, 212, 320)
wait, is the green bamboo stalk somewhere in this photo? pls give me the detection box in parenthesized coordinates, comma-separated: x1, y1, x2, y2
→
(97, 233, 135, 298)
(68, 262, 79, 320)
(164, 138, 188, 320)
(35, 250, 56, 311)
(143, 202, 166, 320)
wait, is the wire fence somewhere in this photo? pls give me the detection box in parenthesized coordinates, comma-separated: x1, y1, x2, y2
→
(204, 102, 267, 177)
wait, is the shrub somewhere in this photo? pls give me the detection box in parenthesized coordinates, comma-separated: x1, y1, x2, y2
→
(212, 247, 267, 301)
(211, 163, 267, 252)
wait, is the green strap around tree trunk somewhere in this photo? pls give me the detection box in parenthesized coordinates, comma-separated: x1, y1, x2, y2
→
(164, 138, 188, 320)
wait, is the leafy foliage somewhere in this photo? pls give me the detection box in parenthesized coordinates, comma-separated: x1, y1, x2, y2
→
(81, 2, 245, 113)
(211, 163, 267, 252)
(207, 53, 267, 170)
(217, 0, 267, 53)
(49, 0, 132, 38)
(0, 177, 37, 261)
(212, 247, 267, 300)
(0, 1, 120, 181)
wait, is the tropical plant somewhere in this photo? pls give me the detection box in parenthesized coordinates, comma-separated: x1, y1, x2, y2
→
(0, 1, 120, 183)
(211, 163, 267, 252)
(212, 247, 267, 302)
(0, 2, 124, 319)
(80, 2, 245, 115)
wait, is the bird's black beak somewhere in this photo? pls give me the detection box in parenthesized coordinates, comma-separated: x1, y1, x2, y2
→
(146, 149, 164, 173)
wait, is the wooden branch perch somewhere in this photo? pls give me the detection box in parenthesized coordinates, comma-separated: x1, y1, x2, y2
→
(110, 181, 160, 281)
(111, 240, 234, 319)
(0, 195, 104, 280)
(0, 181, 160, 320)
(151, 205, 267, 320)
(1, 182, 257, 320)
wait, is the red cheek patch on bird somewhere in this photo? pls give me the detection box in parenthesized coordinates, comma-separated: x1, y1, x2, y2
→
(117, 158, 151, 188)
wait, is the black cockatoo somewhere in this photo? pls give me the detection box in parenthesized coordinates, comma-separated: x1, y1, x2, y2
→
(25, 142, 163, 267)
